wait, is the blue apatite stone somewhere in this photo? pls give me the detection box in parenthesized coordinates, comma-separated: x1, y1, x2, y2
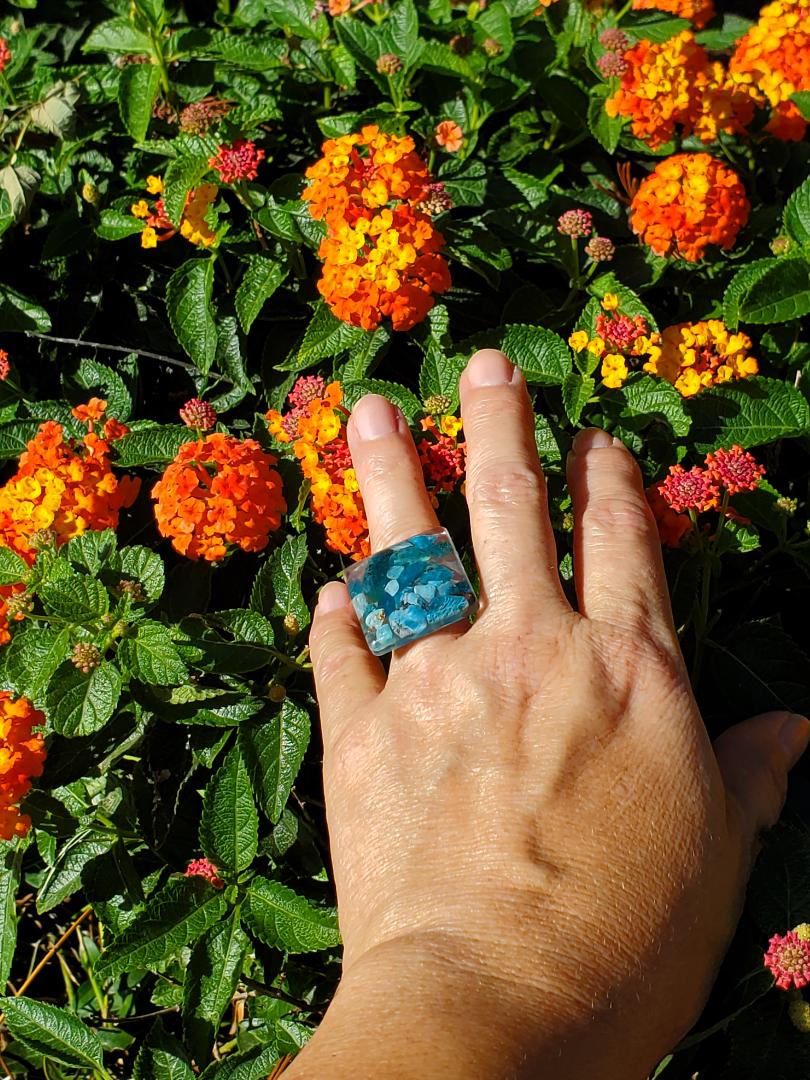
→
(345, 526, 478, 656)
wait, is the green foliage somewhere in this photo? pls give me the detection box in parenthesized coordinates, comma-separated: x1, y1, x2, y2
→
(0, 0, 808, 1074)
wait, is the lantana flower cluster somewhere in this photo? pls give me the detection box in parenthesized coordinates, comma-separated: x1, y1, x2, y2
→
(643, 321, 759, 397)
(302, 125, 451, 331)
(267, 378, 370, 561)
(0, 693, 46, 841)
(151, 434, 286, 562)
(650, 445, 765, 546)
(605, 32, 753, 149)
(729, 0, 810, 141)
(418, 414, 466, 504)
(629, 153, 750, 262)
(131, 175, 218, 249)
(569, 295, 659, 390)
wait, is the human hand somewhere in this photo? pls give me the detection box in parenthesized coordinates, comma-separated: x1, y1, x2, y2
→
(290, 349, 810, 1080)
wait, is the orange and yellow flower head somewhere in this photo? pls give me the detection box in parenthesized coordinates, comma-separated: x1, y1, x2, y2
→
(302, 126, 451, 332)
(631, 0, 715, 27)
(730, 0, 810, 141)
(643, 320, 759, 397)
(606, 32, 754, 149)
(0, 692, 46, 841)
(132, 175, 218, 249)
(629, 153, 749, 262)
(151, 434, 286, 562)
(267, 379, 370, 561)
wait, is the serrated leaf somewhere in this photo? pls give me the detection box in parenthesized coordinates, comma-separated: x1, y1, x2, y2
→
(30, 81, 79, 138)
(163, 154, 212, 228)
(96, 208, 145, 241)
(37, 834, 117, 914)
(388, 0, 422, 68)
(561, 372, 594, 425)
(201, 747, 258, 874)
(0, 283, 51, 333)
(114, 424, 191, 467)
(0, 164, 39, 222)
(139, 684, 266, 727)
(110, 545, 165, 602)
(587, 86, 624, 154)
(134, 1019, 194, 1080)
(240, 701, 310, 824)
(235, 255, 288, 333)
(791, 90, 810, 121)
(96, 878, 229, 978)
(723, 259, 780, 329)
(119, 621, 188, 685)
(735, 258, 810, 324)
(118, 62, 161, 142)
(709, 622, 810, 718)
(200, 1045, 282, 1080)
(747, 821, 810, 936)
(0, 849, 21, 986)
(243, 876, 340, 953)
(166, 259, 218, 373)
(1, 997, 104, 1071)
(269, 534, 309, 630)
(39, 571, 109, 622)
(184, 912, 249, 1063)
(499, 324, 572, 385)
(784, 176, 810, 247)
(281, 302, 367, 371)
(623, 12, 690, 42)
(71, 357, 132, 420)
(587, 273, 658, 330)
(0, 626, 71, 708)
(341, 325, 390, 381)
(83, 17, 153, 53)
(341, 378, 422, 420)
(47, 662, 122, 737)
(602, 375, 691, 437)
(0, 547, 30, 586)
(687, 377, 810, 452)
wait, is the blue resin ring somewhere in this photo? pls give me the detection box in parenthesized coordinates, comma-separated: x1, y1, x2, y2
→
(344, 527, 478, 656)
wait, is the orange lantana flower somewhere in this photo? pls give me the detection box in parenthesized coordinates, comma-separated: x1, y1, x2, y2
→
(152, 434, 286, 561)
(0, 692, 46, 841)
(434, 120, 463, 153)
(629, 154, 749, 262)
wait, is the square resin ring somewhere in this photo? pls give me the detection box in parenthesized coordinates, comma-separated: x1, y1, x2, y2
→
(345, 527, 478, 656)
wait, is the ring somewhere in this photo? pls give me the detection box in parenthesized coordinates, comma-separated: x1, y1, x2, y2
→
(344, 527, 478, 656)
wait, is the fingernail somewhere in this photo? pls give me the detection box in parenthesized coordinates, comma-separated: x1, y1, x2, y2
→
(352, 394, 399, 441)
(573, 427, 615, 453)
(466, 349, 516, 387)
(780, 714, 810, 767)
(318, 582, 349, 613)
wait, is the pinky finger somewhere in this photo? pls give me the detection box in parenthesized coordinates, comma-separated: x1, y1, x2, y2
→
(309, 582, 386, 753)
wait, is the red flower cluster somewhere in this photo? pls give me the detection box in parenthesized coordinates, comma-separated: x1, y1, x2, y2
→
(418, 415, 466, 502)
(764, 930, 810, 990)
(152, 434, 286, 562)
(209, 139, 265, 184)
(185, 857, 225, 888)
(0, 350, 9, 381)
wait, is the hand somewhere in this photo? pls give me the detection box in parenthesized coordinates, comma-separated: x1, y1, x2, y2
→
(290, 349, 810, 1080)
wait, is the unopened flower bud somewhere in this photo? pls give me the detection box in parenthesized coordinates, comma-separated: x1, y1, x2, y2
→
(376, 53, 403, 75)
(789, 995, 810, 1032)
(449, 33, 474, 55)
(423, 393, 452, 415)
(416, 182, 454, 218)
(771, 234, 792, 255)
(557, 208, 593, 238)
(119, 579, 145, 602)
(599, 29, 629, 52)
(71, 642, 101, 674)
(794, 924, 810, 941)
(179, 398, 217, 431)
(267, 682, 287, 703)
(777, 496, 798, 515)
(584, 235, 616, 262)
(283, 613, 300, 636)
(29, 528, 56, 551)
(6, 591, 33, 619)
(81, 182, 101, 206)
(481, 37, 502, 58)
(597, 51, 628, 78)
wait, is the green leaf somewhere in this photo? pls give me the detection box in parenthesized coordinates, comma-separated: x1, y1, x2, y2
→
(110, 545, 165, 602)
(37, 834, 116, 914)
(0, 626, 71, 708)
(1, 997, 104, 1071)
(747, 821, 810, 935)
(47, 662, 122, 737)
(95, 878, 229, 978)
(499, 325, 572, 385)
(388, 0, 422, 68)
(341, 326, 390, 381)
(280, 302, 367, 371)
(243, 876, 340, 953)
(235, 255, 288, 333)
(96, 208, 145, 241)
(83, 17, 153, 53)
(784, 176, 810, 247)
(139, 684, 266, 727)
(0, 849, 21, 987)
(0, 283, 51, 332)
(134, 1019, 194, 1080)
(200, 1045, 282, 1080)
(184, 912, 249, 1063)
(623, 12, 690, 42)
(687, 377, 810, 452)
(0, 547, 30, 586)
(114, 424, 191, 467)
(587, 274, 658, 330)
(240, 701, 310, 824)
(791, 90, 810, 121)
(723, 258, 779, 329)
(602, 375, 691, 437)
(587, 86, 624, 154)
(201, 747, 259, 874)
(119, 621, 188, 685)
(561, 372, 595, 425)
(30, 81, 79, 138)
(163, 154, 212, 228)
(39, 571, 109, 622)
(734, 258, 810, 325)
(166, 259, 218, 374)
(709, 622, 810, 718)
(118, 62, 161, 142)
(269, 534, 309, 630)
(71, 357, 132, 420)
(341, 378, 422, 420)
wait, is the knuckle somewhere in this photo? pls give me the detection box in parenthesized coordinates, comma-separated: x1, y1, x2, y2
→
(471, 463, 545, 510)
(583, 494, 653, 538)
